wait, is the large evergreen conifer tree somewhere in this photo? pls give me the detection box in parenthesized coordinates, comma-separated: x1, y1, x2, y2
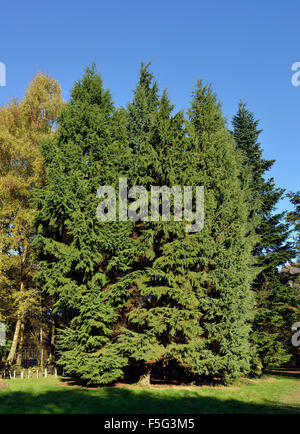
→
(182, 83, 257, 383)
(120, 72, 259, 384)
(232, 102, 296, 369)
(34, 66, 262, 385)
(116, 64, 201, 385)
(34, 66, 138, 384)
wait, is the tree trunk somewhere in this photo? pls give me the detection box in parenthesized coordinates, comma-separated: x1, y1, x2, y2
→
(16, 321, 25, 367)
(6, 315, 21, 365)
(48, 319, 56, 366)
(40, 326, 44, 370)
(138, 365, 152, 387)
(6, 247, 27, 366)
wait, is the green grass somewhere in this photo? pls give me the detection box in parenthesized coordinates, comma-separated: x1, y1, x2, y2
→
(0, 373, 299, 414)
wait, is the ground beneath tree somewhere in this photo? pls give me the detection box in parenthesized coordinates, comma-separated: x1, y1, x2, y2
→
(0, 374, 299, 413)
(61, 369, 300, 390)
(267, 368, 300, 375)
(114, 382, 195, 390)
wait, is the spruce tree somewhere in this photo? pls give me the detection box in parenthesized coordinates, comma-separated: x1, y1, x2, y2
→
(117, 71, 257, 385)
(286, 191, 300, 364)
(33, 65, 137, 384)
(232, 102, 296, 369)
(118, 71, 258, 385)
(287, 191, 300, 258)
(181, 83, 257, 383)
(116, 64, 200, 385)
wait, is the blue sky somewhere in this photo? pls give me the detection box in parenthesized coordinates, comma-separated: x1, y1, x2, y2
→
(0, 0, 299, 212)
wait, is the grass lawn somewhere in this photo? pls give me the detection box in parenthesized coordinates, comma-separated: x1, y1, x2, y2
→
(0, 372, 299, 414)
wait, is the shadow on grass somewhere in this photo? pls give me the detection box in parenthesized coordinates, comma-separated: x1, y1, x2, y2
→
(0, 386, 299, 414)
(264, 369, 300, 381)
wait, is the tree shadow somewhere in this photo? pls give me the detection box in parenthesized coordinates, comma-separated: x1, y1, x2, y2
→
(0, 386, 299, 414)
(265, 369, 300, 381)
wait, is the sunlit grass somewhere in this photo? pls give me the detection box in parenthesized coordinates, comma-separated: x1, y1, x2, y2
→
(0, 373, 299, 414)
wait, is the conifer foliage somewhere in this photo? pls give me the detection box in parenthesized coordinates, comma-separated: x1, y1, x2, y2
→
(183, 83, 257, 382)
(233, 102, 297, 369)
(30, 65, 298, 385)
(33, 66, 136, 384)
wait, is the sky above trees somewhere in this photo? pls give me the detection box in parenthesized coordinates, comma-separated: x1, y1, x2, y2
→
(0, 0, 299, 212)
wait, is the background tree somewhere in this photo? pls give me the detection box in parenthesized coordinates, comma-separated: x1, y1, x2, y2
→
(287, 191, 300, 258)
(0, 73, 62, 365)
(232, 102, 296, 369)
(286, 191, 300, 365)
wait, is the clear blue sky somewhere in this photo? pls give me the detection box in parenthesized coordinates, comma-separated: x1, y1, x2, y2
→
(0, 0, 299, 212)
